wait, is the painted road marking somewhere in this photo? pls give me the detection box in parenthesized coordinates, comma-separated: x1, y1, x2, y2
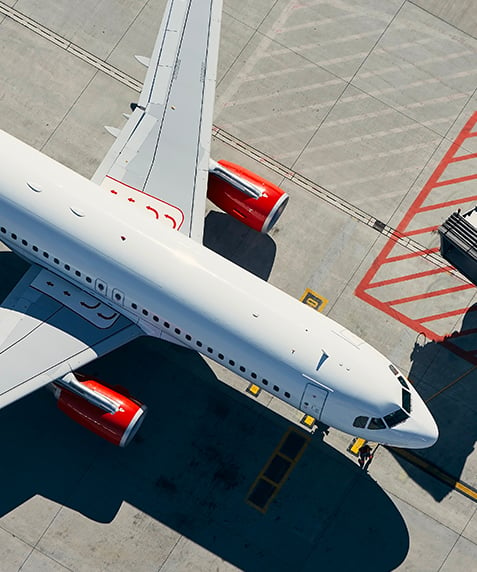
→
(390, 447, 477, 502)
(300, 288, 329, 312)
(356, 112, 477, 364)
(247, 427, 310, 513)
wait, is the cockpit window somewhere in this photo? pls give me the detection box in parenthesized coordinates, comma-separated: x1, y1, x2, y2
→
(368, 417, 386, 430)
(398, 375, 409, 389)
(402, 389, 411, 413)
(353, 416, 369, 428)
(384, 408, 409, 428)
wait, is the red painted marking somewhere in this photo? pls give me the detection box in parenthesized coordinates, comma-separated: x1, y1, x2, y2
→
(386, 284, 474, 306)
(367, 266, 453, 289)
(164, 214, 177, 229)
(401, 224, 440, 237)
(418, 307, 468, 324)
(434, 173, 477, 187)
(384, 248, 440, 263)
(81, 301, 100, 310)
(111, 190, 118, 195)
(146, 206, 159, 219)
(128, 197, 136, 203)
(449, 152, 477, 163)
(105, 175, 184, 229)
(418, 195, 477, 213)
(355, 111, 477, 356)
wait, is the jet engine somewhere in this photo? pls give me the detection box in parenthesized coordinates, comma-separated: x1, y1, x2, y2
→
(207, 160, 289, 233)
(51, 374, 147, 447)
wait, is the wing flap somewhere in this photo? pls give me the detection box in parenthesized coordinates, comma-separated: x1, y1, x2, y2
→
(0, 266, 141, 409)
(93, 0, 222, 241)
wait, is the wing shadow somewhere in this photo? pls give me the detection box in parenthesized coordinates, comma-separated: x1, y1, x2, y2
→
(0, 250, 408, 570)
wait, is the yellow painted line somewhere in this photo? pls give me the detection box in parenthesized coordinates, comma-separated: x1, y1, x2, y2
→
(349, 437, 367, 456)
(390, 447, 477, 502)
(247, 427, 310, 513)
(300, 288, 328, 312)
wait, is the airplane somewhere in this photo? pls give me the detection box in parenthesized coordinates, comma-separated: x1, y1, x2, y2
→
(0, 0, 438, 450)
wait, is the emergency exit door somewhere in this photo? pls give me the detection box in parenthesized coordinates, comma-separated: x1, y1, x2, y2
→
(300, 383, 329, 419)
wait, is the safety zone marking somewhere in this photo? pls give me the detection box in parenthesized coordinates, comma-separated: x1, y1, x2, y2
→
(356, 112, 477, 361)
(390, 447, 477, 502)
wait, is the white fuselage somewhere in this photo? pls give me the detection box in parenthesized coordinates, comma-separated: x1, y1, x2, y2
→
(0, 131, 438, 448)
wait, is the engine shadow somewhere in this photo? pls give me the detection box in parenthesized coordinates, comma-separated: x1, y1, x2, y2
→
(0, 335, 409, 571)
(397, 304, 477, 501)
(203, 210, 276, 280)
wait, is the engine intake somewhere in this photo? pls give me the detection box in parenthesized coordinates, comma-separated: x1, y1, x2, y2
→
(208, 160, 289, 233)
(53, 376, 147, 447)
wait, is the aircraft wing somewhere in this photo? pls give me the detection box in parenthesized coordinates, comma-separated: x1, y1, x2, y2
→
(0, 265, 142, 409)
(92, 0, 222, 242)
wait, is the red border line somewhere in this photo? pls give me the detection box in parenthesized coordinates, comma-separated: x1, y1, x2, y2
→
(418, 307, 468, 324)
(433, 173, 477, 188)
(418, 195, 477, 213)
(386, 283, 474, 306)
(384, 248, 440, 263)
(355, 111, 477, 348)
(367, 266, 453, 289)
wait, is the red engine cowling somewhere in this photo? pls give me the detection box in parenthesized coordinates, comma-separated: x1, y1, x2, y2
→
(207, 160, 289, 233)
(56, 379, 147, 447)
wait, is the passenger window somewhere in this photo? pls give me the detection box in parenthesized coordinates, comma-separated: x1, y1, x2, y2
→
(43, 252, 49, 258)
(11, 233, 17, 240)
(75, 270, 81, 277)
(153, 316, 159, 322)
(239, 366, 246, 372)
(175, 328, 181, 335)
(0, 227, 5, 233)
(284, 392, 290, 398)
(22, 240, 28, 246)
(142, 309, 148, 316)
(262, 379, 269, 385)
(196, 341, 202, 347)
(164, 322, 170, 328)
(185, 334, 191, 341)
(86, 276, 92, 283)
(273, 385, 279, 392)
(53, 258, 59, 264)
(353, 416, 369, 428)
(131, 303, 138, 310)
(207, 347, 213, 354)
(33, 246, 39, 252)
(218, 353, 224, 360)
(251, 372, 257, 379)
(368, 417, 386, 430)
(229, 359, 235, 366)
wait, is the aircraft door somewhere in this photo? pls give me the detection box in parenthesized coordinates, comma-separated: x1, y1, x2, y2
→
(300, 383, 329, 419)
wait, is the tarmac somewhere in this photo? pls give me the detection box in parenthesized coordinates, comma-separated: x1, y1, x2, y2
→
(0, 0, 476, 570)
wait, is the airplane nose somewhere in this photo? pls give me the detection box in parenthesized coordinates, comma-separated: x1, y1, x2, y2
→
(406, 411, 439, 449)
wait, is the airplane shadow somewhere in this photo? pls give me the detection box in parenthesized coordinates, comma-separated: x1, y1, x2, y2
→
(396, 305, 477, 501)
(0, 251, 409, 570)
(203, 211, 276, 280)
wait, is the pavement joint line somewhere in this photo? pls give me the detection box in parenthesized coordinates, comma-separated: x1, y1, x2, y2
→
(389, 447, 477, 502)
(2, 0, 468, 283)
